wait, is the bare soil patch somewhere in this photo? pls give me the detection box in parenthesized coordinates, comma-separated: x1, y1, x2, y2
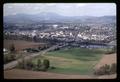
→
(97, 74, 116, 79)
(4, 40, 46, 51)
(4, 69, 93, 79)
(94, 53, 117, 69)
(4, 69, 116, 79)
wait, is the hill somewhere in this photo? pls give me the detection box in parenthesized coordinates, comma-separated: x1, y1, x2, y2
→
(4, 13, 116, 24)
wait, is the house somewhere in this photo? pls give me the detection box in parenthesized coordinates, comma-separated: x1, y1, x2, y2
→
(3, 48, 8, 52)
(3, 48, 9, 54)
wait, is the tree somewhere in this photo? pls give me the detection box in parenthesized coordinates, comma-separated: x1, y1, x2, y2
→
(4, 54, 16, 64)
(43, 59, 50, 70)
(9, 54, 16, 61)
(37, 59, 41, 67)
(33, 36, 37, 42)
(9, 43, 15, 53)
(104, 64, 110, 74)
(25, 59, 34, 70)
(94, 63, 116, 75)
(110, 63, 116, 74)
(17, 58, 25, 69)
(112, 46, 116, 53)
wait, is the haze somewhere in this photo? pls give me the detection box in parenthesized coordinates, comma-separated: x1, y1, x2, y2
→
(4, 3, 116, 17)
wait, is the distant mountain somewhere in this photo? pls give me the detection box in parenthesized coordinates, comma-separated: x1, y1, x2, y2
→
(4, 12, 116, 24)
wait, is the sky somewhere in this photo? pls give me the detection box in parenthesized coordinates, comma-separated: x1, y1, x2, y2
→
(4, 3, 116, 17)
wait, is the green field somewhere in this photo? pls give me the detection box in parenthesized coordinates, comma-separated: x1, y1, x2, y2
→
(32, 48, 107, 75)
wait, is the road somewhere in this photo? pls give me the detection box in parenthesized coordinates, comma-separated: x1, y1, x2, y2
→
(4, 45, 58, 70)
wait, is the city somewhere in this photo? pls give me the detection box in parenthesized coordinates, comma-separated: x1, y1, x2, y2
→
(3, 3, 116, 79)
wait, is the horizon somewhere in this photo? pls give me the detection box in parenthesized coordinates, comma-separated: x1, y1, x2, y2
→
(4, 12, 116, 17)
(4, 3, 116, 17)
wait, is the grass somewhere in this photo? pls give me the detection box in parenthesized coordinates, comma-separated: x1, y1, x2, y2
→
(46, 48, 105, 61)
(32, 48, 107, 75)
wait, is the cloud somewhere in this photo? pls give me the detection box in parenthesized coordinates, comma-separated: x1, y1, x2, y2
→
(76, 3, 87, 7)
(4, 3, 116, 16)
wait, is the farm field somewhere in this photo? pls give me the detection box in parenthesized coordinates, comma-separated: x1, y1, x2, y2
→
(3, 40, 116, 78)
(4, 53, 116, 79)
(32, 48, 107, 75)
(4, 40, 46, 51)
